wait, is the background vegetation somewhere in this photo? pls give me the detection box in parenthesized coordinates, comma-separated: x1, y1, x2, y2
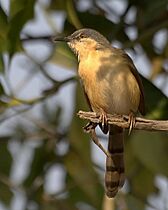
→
(0, 0, 168, 210)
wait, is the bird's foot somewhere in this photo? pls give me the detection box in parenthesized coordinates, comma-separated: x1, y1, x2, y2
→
(128, 112, 136, 135)
(99, 110, 109, 134)
(83, 122, 97, 133)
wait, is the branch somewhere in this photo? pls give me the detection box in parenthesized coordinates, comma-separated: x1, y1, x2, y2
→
(21, 35, 52, 43)
(77, 111, 168, 131)
(102, 195, 115, 210)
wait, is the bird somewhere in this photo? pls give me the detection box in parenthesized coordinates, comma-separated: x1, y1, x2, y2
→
(52, 28, 145, 198)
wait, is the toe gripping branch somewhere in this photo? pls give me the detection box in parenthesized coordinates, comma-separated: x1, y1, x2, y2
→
(127, 112, 136, 135)
(82, 111, 137, 157)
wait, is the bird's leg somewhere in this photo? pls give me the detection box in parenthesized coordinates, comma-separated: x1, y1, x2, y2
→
(128, 112, 136, 135)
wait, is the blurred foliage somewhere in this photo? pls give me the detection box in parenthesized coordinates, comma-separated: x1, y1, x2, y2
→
(0, 0, 168, 210)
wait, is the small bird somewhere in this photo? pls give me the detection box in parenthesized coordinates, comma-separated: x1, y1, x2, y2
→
(53, 28, 145, 197)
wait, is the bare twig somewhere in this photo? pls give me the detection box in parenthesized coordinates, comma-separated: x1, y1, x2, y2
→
(78, 111, 168, 131)
(102, 195, 115, 210)
(21, 35, 51, 43)
(84, 122, 109, 156)
(0, 173, 24, 192)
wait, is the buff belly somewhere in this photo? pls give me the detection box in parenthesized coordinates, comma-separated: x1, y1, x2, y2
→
(81, 66, 140, 115)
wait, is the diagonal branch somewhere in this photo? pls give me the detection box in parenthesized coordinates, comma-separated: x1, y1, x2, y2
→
(77, 111, 168, 131)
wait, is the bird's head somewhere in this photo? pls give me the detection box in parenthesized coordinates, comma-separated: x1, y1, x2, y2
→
(52, 28, 111, 59)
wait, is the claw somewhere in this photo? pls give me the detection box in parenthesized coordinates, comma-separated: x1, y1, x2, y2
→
(128, 112, 136, 135)
(99, 110, 108, 134)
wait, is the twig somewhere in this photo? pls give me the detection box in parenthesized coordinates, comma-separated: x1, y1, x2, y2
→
(84, 122, 109, 156)
(102, 195, 115, 210)
(78, 111, 168, 131)
(21, 35, 51, 43)
(0, 172, 24, 192)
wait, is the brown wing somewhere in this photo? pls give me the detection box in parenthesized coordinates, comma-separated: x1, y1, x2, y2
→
(83, 87, 92, 111)
(127, 56, 145, 115)
(114, 48, 145, 115)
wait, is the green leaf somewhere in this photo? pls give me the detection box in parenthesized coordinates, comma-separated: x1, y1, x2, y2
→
(136, 0, 168, 27)
(49, 43, 77, 69)
(131, 131, 168, 176)
(0, 6, 8, 52)
(8, 0, 36, 55)
(24, 140, 56, 187)
(66, 0, 82, 29)
(142, 76, 168, 119)
(49, 0, 67, 11)
(0, 81, 5, 95)
(0, 182, 13, 205)
(41, 103, 62, 126)
(0, 6, 8, 33)
(42, 199, 79, 210)
(125, 137, 158, 200)
(126, 194, 145, 210)
(0, 54, 4, 72)
(131, 166, 157, 197)
(10, 0, 30, 18)
(0, 138, 14, 204)
(0, 138, 12, 176)
(24, 145, 45, 187)
(64, 11, 130, 43)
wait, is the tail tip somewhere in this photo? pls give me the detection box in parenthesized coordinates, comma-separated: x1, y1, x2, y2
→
(105, 189, 118, 198)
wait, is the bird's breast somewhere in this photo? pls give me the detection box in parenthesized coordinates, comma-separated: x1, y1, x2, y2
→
(78, 52, 141, 115)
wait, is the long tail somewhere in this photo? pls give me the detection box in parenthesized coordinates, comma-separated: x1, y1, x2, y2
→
(105, 125, 125, 197)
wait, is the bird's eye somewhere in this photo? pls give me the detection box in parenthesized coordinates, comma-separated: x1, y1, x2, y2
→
(80, 34, 85, 38)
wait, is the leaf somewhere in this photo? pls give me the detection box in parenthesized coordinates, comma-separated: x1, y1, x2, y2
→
(0, 182, 13, 205)
(0, 54, 4, 72)
(0, 139, 13, 205)
(125, 137, 158, 200)
(24, 145, 45, 187)
(0, 138, 13, 205)
(49, 0, 67, 11)
(131, 131, 168, 176)
(65, 11, 130, 43)
(150, 57, 164, 80)
(42, 199, 79, 210)
(0, 81, 5, 96)
(138, 0, 168, 27)
(10, 0, 30, 18)
(66, 0, 82, 29)
(0, 6, 8, 33)
(0, 139, 12, 176)
(64, 82, 103, 209)
(142, 76, 168, 119)
(49, 42, 77, 69)
(126, 194, 145, 210)
(0, 6, 8, 52)
(41, 103, 62, 126)
(131, 166, 158, 198)
(24, 142, 51, 186)
(64, 11, 115, 37)
(8, 0, 36, 55)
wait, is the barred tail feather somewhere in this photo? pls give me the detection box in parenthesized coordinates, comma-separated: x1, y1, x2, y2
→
(105, 125, 125, 197)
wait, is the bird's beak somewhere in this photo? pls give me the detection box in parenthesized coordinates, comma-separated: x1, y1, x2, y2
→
(51, 36, 69, 43)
